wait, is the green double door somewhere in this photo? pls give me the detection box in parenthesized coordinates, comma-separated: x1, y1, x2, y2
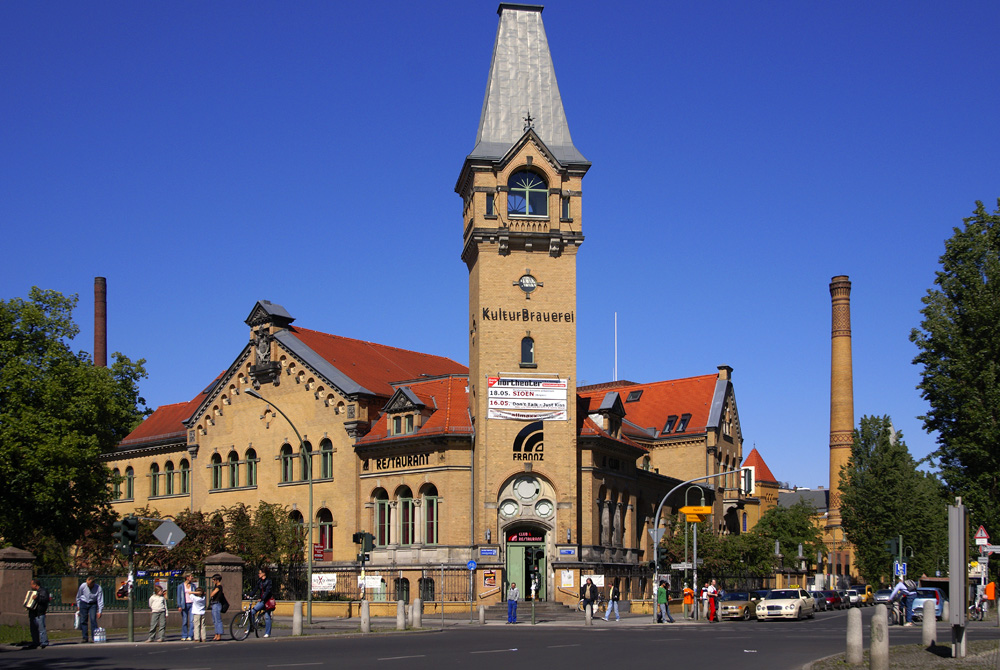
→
(507, 543, 546, 600)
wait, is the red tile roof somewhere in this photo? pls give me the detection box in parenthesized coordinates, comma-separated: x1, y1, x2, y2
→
(118, 396, 200, 448)
(578, 374, 718, 436)
(290, 326, 468, 398)
(357, 376, 472, 444)
(742, 447, 778, 483)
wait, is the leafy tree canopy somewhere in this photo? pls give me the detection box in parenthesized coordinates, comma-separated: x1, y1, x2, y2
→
(0, 288, 148, 555)
(839, 416, 948, 585)
(752, 499, 825, 568)
(911, 199, 1000, 536)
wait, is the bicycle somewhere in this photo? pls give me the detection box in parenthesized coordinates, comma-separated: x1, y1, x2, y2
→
(888, 599, 906, 626)
(968, 597, 985, 622)
(231, 595, 267, 640)
(578, 593, 607, 614)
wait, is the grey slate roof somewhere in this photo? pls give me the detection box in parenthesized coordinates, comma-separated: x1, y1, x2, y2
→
(778, 489, 829, 513)
(468, 4, 587, 166)
(273, 329, 373, 397)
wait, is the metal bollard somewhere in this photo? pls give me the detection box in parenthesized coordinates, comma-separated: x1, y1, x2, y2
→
(292, 600, 303, 636)
(413, 598, 422, 628)
(585, 603, 593, 625)
(870, 604, 888, 670)
(397, 600, 406, 630)
(846, 607, 862, 665)
(922, 601, 936, 646)
(361, 600, 370, 634)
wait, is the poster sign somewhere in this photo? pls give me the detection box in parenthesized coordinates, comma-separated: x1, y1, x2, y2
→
(312, 573, 338, 592)
(581, 574, 605, 587)
(561, 570, 575, 588)
(489, 398, 567, 411)
(483, 570, 497, 588)
(507, 529, 545, 543)
(487, 378, 569, 421)
(489, 409, 568, 421)
(313, 543, 325, 561)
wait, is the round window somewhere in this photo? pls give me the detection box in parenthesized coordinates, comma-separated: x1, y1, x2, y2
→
(513, 476, 540, 501)
(535, 499, 553, 518)
(500, 499, 520, 517)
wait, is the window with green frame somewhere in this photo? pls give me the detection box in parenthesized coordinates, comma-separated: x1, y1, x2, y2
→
(245, 449, 257, 487)
(210, 453, 222, 490)
(398, 486, 414, 546)
(150, 463, 160, 497)
(423, 485, 439, 545)
(374, 488, 390, 546)
(164, 461, 175, 495)
(320, 439, 333, 479)
(112, 468, 122, 499)
(507, 170, 548, 216)
(125, 466, 134, 499)
(179, 459, 190, 494)
(228, 451, 239, 488)
(280, 444, 295, 483)
(301, 442, 312, 481)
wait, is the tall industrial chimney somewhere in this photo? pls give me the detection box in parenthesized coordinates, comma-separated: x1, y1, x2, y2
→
(94, 277, 107, 367)
(828, 275, 854, 528)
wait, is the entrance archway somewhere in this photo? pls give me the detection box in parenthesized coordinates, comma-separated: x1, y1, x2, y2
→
(505, 526, 547, 601)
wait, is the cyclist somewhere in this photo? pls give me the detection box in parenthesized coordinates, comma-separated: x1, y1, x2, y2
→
(251, 567, 274, 638)
(887, 577, 915, 626)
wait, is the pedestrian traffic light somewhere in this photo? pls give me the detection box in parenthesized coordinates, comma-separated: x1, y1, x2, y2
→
(357, 552, 370, 563)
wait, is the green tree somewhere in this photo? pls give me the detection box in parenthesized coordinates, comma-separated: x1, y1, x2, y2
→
(751, 499, 825, 572)
(839, 416, 948, 585)
(911, 199, 1000, 537)
(0, 288, 148, 559)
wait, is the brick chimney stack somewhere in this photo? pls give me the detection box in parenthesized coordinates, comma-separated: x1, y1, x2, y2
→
(94, 277, 107, 367)
(828, 275, 854, 528)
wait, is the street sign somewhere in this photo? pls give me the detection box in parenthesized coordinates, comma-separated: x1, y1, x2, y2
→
(685, 514, 706, 523)
(467, 560, 477, 571)
(648, 528, 665, 543)
(894, 561, 907, 577)
(313, 543, 324, 561)
(670, 560, 703, 570)
(680, 506, 713, 515)
(975, 525, 990, 545)
(979, 544, 1000, 555)
(152, 521, 185, 550)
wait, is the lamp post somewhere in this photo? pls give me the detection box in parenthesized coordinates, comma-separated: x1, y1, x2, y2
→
(246, 389, 314, 623)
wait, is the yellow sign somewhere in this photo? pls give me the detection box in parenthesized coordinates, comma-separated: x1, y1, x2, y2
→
(685, 514, 706, 522)
(680, 506, 712, 515)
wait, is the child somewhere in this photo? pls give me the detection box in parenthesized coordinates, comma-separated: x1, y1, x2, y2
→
(190, 587, 206, 642)
(147, 585, 167, 642)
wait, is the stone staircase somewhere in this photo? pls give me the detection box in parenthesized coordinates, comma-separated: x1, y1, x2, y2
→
(482, 599, 581, 622)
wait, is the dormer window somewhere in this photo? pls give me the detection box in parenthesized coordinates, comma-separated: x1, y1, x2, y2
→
(507, 170, 548, 217)
(391, 414, 416, 436)
(626, 390, 642, 402)
(663, 415, 678, 433)
(676, 413, 691, 432)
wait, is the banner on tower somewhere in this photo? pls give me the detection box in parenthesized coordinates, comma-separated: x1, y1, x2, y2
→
(487, 377, 568, 420)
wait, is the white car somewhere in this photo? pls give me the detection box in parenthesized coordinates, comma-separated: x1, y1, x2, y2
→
(755, 588, 816, 621)
(845, 589, 861, 607)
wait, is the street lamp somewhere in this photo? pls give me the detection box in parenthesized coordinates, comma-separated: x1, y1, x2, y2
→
(245, 389, 314, 623)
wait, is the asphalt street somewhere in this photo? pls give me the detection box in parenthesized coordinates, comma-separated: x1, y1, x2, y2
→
(4, 608, 999, 670)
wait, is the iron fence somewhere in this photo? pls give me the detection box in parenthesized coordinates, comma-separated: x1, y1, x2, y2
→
(243, 566, 476, 603)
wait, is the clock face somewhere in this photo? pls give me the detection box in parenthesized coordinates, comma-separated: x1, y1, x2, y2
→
(518, 274, 537, 293)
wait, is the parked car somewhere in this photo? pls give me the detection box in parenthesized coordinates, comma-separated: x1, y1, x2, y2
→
(874, 588, 892, 604)
(912, 587, 945, 621)
(719, 590, 760, 621)
(810, 591, 829, 611)
(822, 590, 844, 610)
(756, 588, 816, 621)
(844, 589, 862, 607)
(861, 584, 875, 605)
(754, 589, 772, 601)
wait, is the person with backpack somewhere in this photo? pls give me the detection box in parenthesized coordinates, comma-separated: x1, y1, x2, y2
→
(209, 574, 228, 641)
(888, 577, 916, 626)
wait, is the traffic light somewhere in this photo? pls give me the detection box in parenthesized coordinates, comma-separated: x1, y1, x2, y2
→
(656, 546, 669, 571)
(113, 514, 139, 557)
(113, 519, 127, 556)
(741, 466, 755, 496)
(884, 537, 899, 557)
(362, 532, 374, 552)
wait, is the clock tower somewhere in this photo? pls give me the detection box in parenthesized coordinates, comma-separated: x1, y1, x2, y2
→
(456, 4, 590, 584)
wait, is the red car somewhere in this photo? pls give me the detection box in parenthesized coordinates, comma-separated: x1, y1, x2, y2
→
(821, 590, 845, 609)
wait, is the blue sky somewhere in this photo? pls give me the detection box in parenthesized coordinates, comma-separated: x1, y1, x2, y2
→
(3, 1, 998, 489)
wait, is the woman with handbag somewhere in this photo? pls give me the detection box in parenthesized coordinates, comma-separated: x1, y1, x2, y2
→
(209, 574, 227, 641)
(250, 568, 274, 638)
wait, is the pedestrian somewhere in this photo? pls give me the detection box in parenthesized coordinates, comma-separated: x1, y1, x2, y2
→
(581, 578, 599, 617)
(147, 585, 167, 642)
(506, 581, 520, 624)
(657, 580, 675, 623)
(683, 583, 695, 619)
(603, 579, 621, 621)
(251, 567, 274, 637)
(177, 572, 196, 640)
(25, 578, 50, 649)
(701, 582, 710, 619)
(707, 579, 719, 622)
(75, 575, 104, 643)
(209, 574, 226, 641)
(191, 587, 207, 641)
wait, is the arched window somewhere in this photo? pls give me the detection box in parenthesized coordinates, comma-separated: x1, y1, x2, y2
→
(280, 444, 294, 483)
(507, 170, 548, 216)
(742, 512, 748, 533)
(317, 508, 334, 550)
(521, 336, 534, 365)
(150, 463, 160, 497)
(179, 459, 190, 494)
(300, 442, 312, 481)
(125, 467, 134, 499)
(112, 468, 122, 499)
(397, 486, 414, 546)
(245, 449, 257, 487)
(211, 453, 223, 490)
(228, 451, 239, 488)
(320, 439, 333, 479)
(289, 510, 304, 540)
(374, 488, 390, 546)
(422, 484, 439, 545)
(164, 461, 175, 495)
